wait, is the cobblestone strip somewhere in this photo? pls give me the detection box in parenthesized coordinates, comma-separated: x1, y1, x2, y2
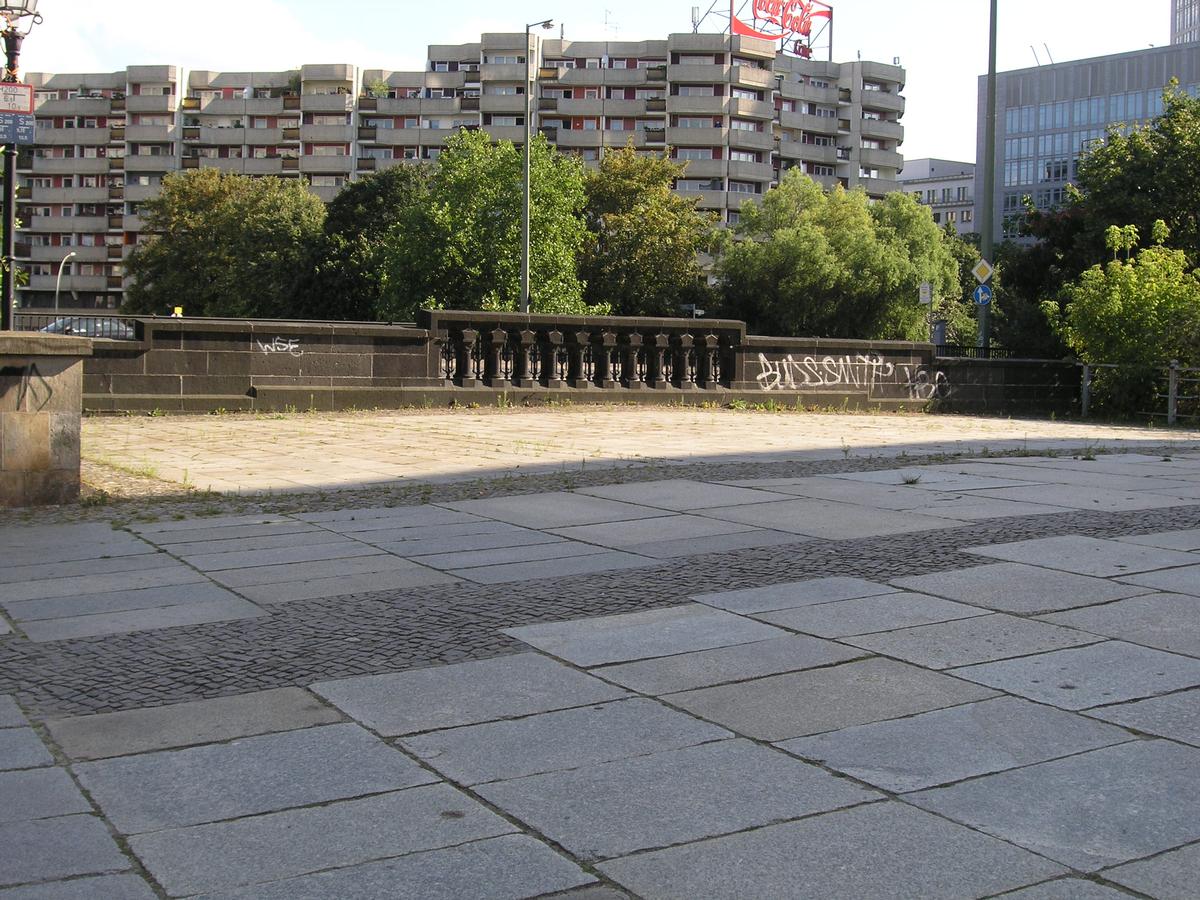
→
(2, 500, 1198, 718)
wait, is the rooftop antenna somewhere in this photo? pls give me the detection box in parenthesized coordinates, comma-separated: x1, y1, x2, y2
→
(604, 9, 620, 36)
(1043, 43, 1055, 64)
(692, 5, 701, 32)
(1030, 44, 1042, 66)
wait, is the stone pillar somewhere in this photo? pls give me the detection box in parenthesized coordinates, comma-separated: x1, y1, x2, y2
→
(540, 330, 564, 389)
(0, 334, 92, 507)
(567, 330, 593, 389)
(673, 333, 696, 390)
(514, 329, 538, 388)
(483, 328, 510, 388)
(647, 333, 672, 390)
(620, 333, 645, 390)
(593, 331, 618, 389)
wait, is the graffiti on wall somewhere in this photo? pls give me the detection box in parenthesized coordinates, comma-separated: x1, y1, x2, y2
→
(754, 352, 951, 400)
(256, 337, 304, 358)
(0, 363, 53, 411)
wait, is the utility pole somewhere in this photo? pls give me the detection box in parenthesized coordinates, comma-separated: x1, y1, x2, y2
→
(978, 0, 998, 350)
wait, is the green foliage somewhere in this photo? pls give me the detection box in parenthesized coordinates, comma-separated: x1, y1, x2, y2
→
(714, 171, 959, 340)
(376, 129, 603, 320)
(1046, 221, 1200, 412)
(122, 169, 325, 318)
(293, 165, 430, 321)
(579, 145, 719, 316)
(365, 78, 391, 99)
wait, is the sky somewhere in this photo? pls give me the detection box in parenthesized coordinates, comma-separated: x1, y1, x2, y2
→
(21, 1, 1171, 162)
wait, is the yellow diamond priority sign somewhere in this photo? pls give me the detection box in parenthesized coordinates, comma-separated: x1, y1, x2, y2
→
(972, 259, 994, 284)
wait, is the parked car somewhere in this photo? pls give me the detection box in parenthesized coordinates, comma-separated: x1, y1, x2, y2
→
(39, 316, 137, 340)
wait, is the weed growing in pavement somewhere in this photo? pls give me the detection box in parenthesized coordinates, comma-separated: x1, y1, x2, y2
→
(727, 398, 748, 410)
(840, 438, 852, 459)
(148, 408, 166, 417)
(901, 474, 923, 485)
(80, 490, 110, 508)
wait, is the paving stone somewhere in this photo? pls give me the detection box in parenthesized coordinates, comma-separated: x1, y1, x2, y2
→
(342, 520, 511, 544)
(827, 469, 1043, 491)
(691, 576, 899, 614)
(0, 552, 180, 586)
(181, 541, 378, 572)
(0, 727, 53, 770)
(295, 505, 483, 529)
(369, 528, 564, 559)
(726, 475, 954, 510)
(598, 800, 1064, 900)
(0, 767, 91, 824)
(966, 535, 1199, 577)
(667, 657, 996, 742)
(476, 739, 876, 862)
(139, 520, 320, 546)
(1117, 563, 1200, 596)
(21, 596, 267, 643)
(46, 687, 344, 761)
(846, 613, 1098, 669)
(952, 641, 1200, 710)
(1119, 528, 1200, 552)
(1104, 841, 1200, 900)
(1, 540, 156, 568)
(594, 635, 865, 694)
(972, 483, 1194, 512)
(1084, 689, 1200, 746)
(402, 698, 729, 785)
(778, 696, 1131, 793)
(0, 874, 157, 900)
(891, 562, 1152, 614)
(0, 522, 135, 550)
(503, 604, 785, 667)
(74, 723, 435, 834)
(312, 654, 628, 736)
(0, 566, 205, 605)
(907, 740, 1200, 871)
(903, 495, 1069, 520)
(577, 479, 794, 511)
(130, 514, 297, 534)
(5, 582, 242, 623)
(629, 529, 806, 559)
(1042, 593, 1200, 658)
(693, 498, 964, 539)
(754, 592, 987, 638)
(445, 492, 664, 528)
(130, 783, 515, 896)
(993, 881, 1131, 900)
(191, 833, 593, 900)
(207, 552, 426, 588)
(549, 514, 759, 549)
(0, 618, 9, 637)
(0, 696, 26, 728)
(454, 552, 664, 584)
(237, 568, 460, 603)
(411, 539, 606, 571)
(0, 815, 130, 888)
(162, 530, 356, 557)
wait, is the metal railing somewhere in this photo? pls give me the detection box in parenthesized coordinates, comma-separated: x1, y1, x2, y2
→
(1080, 360, 1200, 425)
(935, 344, 1047, 360)
(13, 313, 139, 340)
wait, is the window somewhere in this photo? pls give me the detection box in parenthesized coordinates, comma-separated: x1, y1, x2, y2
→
(806, 163, 834, 177)
(729, 150, 759, 162)
(727, 210, 741, 225)
(310, 145, 347, 156)
(676, 117, 713, 128)
(801, 133, 833, 147)
(727, 180, 757, 194)
(310, 175, 346, 187)
(609, 58, 627, 69)
(932, 212, 941, 223)
(679, 55, 715, 65)
(962, 209, 973, 223)
(487, 55, 523, 65)
(676, 178, 721, 191)
(311, 114, 349, 125)
(730, 119, 761, 132)
(432, 62, 449, 72)
(490, 116, 519, 126)
(359, 147, 393, 160)
(678, 85, 715, 96)
(488, 85, 519, 95)
(677, 148, 713, 160)
(731, 87, 761, 101)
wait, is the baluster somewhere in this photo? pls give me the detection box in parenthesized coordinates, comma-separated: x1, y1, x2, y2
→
(440, 335, 455, 385)
(621, 332, 645, 389)
(541, 329, 564, 389)
(648, 333, 671, 389)
(674, 333, 696, 389)
(455, 328, 479, 387)
(483, 327, 507, 387)
(568, 330, 592, 389)
(593, 330, 618, 388)
(698, 334, 719, 388)
(515, 328, 538, 388)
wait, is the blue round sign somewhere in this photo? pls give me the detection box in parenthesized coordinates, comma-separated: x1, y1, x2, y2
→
(973, 284, 993, 306)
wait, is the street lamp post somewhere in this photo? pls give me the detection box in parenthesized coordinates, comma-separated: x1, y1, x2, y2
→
(54, 250, 76, 314)
(521, 18, 553, 315)
(978, 0, 998, 350)
(0, 0, 41, 332)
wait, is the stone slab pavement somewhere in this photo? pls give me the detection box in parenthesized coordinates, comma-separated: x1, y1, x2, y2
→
(2, 423, 1200, 897)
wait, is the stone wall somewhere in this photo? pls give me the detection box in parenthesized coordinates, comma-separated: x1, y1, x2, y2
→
(82, 314, 1080, 417)
(0, 334, 92, 506)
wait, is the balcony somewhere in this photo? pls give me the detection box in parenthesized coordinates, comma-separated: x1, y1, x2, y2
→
(677, 158, 723, 179)
(861, 90, 905, 115)
(784, 83, 839, 106)
(602, 99, 647, 118)
(30, 244, 108, 262)
(860, 61, 905, 88)
(125, 156, 175, 172)
(779, 111, 839, 135)
(667, 95, 726, 116)
(181, 156, 200, 169)
(646, 65, 667, 82)
(554, 130, 602, 148)
(480, 94, 525, 114)
(197, 126, 246, 145)
(732, 66, 776, 89)
(357, 96, 378, 111)
(282, 127, 301, 142)
(855, 175, 898, 197)
(682, 189, 727, 210)
(299, 124, 353, 142)
(107, 274, 125, 289)
(123, 215, 145, 231)
(308, 184, 340, 203)
(244, 157, 285, 175)
(642, 126, 666, 144)
(482, 125, 525, 143)
(282, 157, 300, 171)
(35, 97, 111, 116)
(299, 155, 353, 174)
(125, 125, 172, 142)
(859, 147, 904, 170)
(38, 128, 110, 146)
(728, 160, 775, 182)
(460, 96, 480, 111)
(108, 125, 125, 143)
(667, 64, 731, 84)
(357, 125, 377, 141)
(729, 128, 774, 151)
(666, 125, 728, 145)
(356, 156, 377, 171)
(108, 244, 126, 260)
(26, 215, 108, 232)
(125, 184, 160, 202)
(126, 94, 174, 114)
(29, 274, 109, 292)
(108, 214, 125, 229)
(32, 157, 108, 174)
(283, 95, 301, 111)
(30, 187, 109, 204)
(200, 97, 284, 117)
(300, 93, 354, 113)
(860, 118, 904, 142)
(557, 97, 603, 117)
(182, 97, 200, 111)
(375, 98, 423, 115)
(108, 157, 125, 171)
(417, 129, 454, 146)
(727, 192, 764, 210)
(421, 98, 465, 114)
(778, 140, 836, 164)
(245, 127, 283, 145)
(373, 129, 419, 146)
(730, 98, 774, 120)
(480, 63, 526, 81)
(645, 97, 667, 112)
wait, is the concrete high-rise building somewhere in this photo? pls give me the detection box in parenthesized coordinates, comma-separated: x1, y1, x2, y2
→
(897, 158, 975, 236)
(1173, 0, 1200, 43)
(18, 32, 904, 312)
(976, 44, 1200, 243)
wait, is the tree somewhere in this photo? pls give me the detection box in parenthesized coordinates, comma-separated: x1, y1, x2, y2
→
(579, 145, 719, 316)
(1045, 220, 1200, 413)
(122, 169, 325, 318)
(376, 129, 603, 320)
(292, 165, 430, 321)
(714, 171, 958, 340)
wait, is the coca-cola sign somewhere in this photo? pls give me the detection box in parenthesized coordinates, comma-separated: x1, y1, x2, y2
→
(731, 0, 832, 42)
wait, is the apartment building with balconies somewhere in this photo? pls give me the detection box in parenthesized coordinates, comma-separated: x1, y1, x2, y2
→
(898, 158, 975, 236)
(19, 32, 905, 311)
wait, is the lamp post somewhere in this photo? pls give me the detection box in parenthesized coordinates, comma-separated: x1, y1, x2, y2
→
(978, 0, 997, 350)
(1, 0, 41, 332)
(521, 18, 553, 315)
(53, 250, 75, 314)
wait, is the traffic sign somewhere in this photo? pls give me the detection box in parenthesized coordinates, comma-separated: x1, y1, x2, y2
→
(973, 284, 993, 306)
(0, 113, 35, 145)
(0, 84, 33, 114)
(972, 259, 994, 284)
(918, 281, 932, 305)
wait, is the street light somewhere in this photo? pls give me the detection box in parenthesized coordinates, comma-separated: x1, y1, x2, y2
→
(54, 250, 76, 314)
(521, 18, 553, 315)
(0, 0, 42, 332)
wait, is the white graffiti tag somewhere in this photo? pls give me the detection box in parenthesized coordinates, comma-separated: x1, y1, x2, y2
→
(755, 353, 950, 401)
(257, 336, 303, 357)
